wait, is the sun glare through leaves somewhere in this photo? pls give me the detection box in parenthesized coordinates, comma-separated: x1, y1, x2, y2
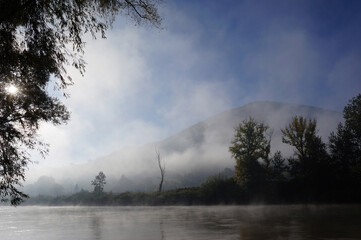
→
(5, 84, 19, 95)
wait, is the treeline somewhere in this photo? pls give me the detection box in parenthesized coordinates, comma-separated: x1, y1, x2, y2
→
(25, 94, 361, 206)
(24, 174, 244, 206)
(228, 93, 361, 203)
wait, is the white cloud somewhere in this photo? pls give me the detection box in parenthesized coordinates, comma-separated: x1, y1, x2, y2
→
(34, 26, 155, 167)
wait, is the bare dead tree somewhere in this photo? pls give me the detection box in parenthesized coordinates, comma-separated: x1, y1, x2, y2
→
(155, 148, 165, 193)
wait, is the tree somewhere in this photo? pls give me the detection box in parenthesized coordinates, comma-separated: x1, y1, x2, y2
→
(264, 151, 289, 202)
(0, 0, 161, 205)
(281, 116, 330, 200)
(91, 171, 106, 194)
(281, 116, 328, 174)
(155, 148, 165, 193)
(329, 94, 361, 200)
(282, 116, 317, 160)
(269, 151, 288, 183)
(229, 117, 271, 195)
(343, 94, 361, 143)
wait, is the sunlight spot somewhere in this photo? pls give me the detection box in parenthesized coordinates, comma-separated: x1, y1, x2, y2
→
(5, 84, 19, 95)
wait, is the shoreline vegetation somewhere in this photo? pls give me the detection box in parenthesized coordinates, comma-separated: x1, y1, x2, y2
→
(22, 174, 361, 206)
(24, 176, 241, 206)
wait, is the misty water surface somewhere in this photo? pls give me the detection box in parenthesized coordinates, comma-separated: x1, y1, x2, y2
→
(0, 205, 360, 240)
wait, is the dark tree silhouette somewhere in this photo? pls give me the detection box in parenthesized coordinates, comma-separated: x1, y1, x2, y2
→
(329, 93, 361, 201)
(91, 171, 107, 194)
(0, 0, 162, 205)
(269, 151, 288, 183)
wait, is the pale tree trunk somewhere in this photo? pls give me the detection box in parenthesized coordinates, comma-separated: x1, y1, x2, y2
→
(156, 149, 165, 193)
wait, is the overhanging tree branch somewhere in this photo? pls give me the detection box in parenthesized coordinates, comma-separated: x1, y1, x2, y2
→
(0, 0, 162, 205)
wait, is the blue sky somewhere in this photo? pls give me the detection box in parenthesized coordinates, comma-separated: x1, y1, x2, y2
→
(161, 0, 361, 109)
(31, 0, 361, 173)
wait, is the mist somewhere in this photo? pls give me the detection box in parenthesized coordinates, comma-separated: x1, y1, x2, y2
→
(22, 0, 361, 196)
(3, 2, 361, 240)
(24, 101, 342, 196)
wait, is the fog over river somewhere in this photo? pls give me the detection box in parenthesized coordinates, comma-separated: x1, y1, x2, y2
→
(1, 205, 360, 240)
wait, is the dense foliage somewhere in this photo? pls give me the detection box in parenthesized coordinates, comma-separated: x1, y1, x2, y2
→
(229, 118, 270, 196)
(0, 0, 161, 205)
(329, 94, 361, 201)
(91, 171, 107, 194)
(227, 94, 361, 203)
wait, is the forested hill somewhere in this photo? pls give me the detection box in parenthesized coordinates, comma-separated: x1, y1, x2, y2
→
(25, 101, 342, 196)
(157, 101, 341, 154)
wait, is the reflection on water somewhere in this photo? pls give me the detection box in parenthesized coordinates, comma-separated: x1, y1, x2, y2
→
(0, 205, 360, 240)
(90, 214, 103, 240)
(159, 219, 165, 240)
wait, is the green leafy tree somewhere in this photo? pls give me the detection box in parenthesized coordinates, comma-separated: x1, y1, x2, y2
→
(0, 0, 161, 205)
(91, 171, 106, 194)
(282, 116, 317, 160)
(229, 117, 270, 196)
(282, 116, 328, 167)
(282, 116, 330, 200)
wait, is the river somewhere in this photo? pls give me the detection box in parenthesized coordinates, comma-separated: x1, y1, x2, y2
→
(0, 205, 360, 239)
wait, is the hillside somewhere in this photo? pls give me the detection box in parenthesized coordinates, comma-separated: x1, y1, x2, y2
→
(24, 101, 342, 196)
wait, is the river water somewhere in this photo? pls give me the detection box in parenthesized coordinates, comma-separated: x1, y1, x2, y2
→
(0, 205, 360, 240)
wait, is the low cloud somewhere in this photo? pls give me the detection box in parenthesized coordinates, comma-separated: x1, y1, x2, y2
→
(30, 14, 235, 181)
(27, 0, 360, 186)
